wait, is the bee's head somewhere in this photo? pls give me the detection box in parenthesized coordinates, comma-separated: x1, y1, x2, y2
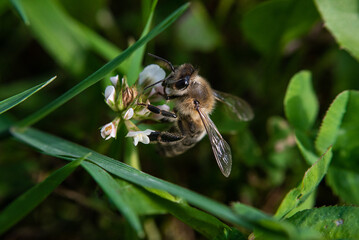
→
(165, 64, 196, 91)
(145, 54, 197, 96)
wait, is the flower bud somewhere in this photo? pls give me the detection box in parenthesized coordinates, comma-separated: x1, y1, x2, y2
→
(110, 75, 119, 87)
(121, 86, 138, 109)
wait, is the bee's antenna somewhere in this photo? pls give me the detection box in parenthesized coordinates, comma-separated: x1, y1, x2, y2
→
(143, 79, 164, 91)
(148, 53, 175, 72)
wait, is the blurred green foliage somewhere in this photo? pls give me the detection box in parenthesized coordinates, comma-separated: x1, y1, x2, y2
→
(1, 0, 359, 239)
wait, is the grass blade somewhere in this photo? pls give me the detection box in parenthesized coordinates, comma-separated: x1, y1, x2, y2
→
(126, 0, 158, 85)
(0, 76, 55, 115)
(82, 161, 230, 238)
(10, 0, 29, 24)
(82, 161, 145, 238)
(0, 153, 87, 235)
(10, 127, 250, 228)
(11, 127, 307, 237)
(15, 2, 190, 128)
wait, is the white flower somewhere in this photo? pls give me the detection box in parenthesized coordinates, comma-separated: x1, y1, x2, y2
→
(126, 129, 155, 146)
(104, 85, 116, 106)
(110, 75, 119, 87)
(123, 108, 134, 120)
(139, 64, 166, 88)
(100, 121, 119, 140)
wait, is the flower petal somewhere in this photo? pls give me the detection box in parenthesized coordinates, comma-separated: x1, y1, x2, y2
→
(138, 64, 166, 87)
(101, 122, 115, 140)
(123, 108, 134, 120)
(126, 131, 137, 137)
(104, 85, 116, 105)
(141, 135, 150, 144)
(110, 75, 119, 87)
(133, 137, 139, 146)
(143, 129, 155, 135)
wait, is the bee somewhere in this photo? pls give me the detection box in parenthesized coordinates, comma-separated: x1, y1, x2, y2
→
(139, 54, 254, 177)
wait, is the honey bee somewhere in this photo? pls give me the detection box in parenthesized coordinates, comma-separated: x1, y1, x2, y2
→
(139, 54, 254, 177)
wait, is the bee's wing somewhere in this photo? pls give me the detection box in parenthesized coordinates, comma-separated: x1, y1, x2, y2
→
(196, 107, 232, 177)
(213, 90, 254, 121)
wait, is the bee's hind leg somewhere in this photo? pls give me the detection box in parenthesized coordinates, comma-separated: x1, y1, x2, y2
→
(137, 103, 177, 119)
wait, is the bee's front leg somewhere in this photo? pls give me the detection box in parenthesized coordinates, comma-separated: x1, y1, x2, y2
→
(137, 103, 177, 119)
(148, 131, 183, 143)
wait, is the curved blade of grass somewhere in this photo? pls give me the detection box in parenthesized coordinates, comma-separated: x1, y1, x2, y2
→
(82, 161, 145, 238)
(15, 2, 190, 128)
(0, 153, 87, 235)
(0, 76, 55, 115)
(83, 161, 230, 238)
(10, 0, 29, 24)
(11, 127, 307, 237)
(11, 127, 248, 227)
(139, 183, 231, 239)
(126, 0, 158, 85)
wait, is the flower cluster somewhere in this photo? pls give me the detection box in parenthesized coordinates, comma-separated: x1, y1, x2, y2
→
(100, 64, 169, 146)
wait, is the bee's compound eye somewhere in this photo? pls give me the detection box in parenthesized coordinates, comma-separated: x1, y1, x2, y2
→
(175, 76, 190, 90)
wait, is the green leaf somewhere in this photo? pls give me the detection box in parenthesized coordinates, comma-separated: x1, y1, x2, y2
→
(233, 203, 320, 240)
(15, 2, 190, 128)
(0, 153, 86, 235)
(126, 0, 158, 86)
(0, 76, 55, 115)
(315, 0, 359, 61)
(284, 70, 319, 131)
(287, 206, 359, 239)
(285, 191, 316, 219)
(326, 167, 359, 205)
(331, 91, 359, 169)
(294, 130, 318, 165)
(241, 0, 319, 56)
(315, 91, 349, 155)
(275, 147, 332, 219)
(82, 161, 145, 237)
(315, 90, 359, 204)
(316, 90, 359, 167)
(12, 126, 299, 236)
